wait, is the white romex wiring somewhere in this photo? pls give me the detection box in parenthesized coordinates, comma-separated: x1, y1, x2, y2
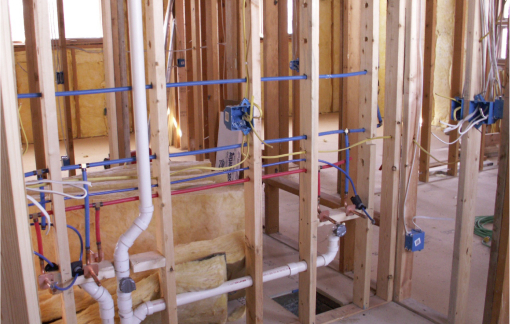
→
(25, 179, 92, 200)
(26, 195, 52, 235)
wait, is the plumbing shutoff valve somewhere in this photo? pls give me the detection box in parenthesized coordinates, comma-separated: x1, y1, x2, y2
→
(224, 98, 253, 135)
(350, 195, 366, 211)
(405, 229, 425, 252)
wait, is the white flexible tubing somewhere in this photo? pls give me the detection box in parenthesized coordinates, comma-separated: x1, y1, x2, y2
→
(80, 282, 115, 324)
(131, 233, 340, 321)
(113, 0, 154, 322)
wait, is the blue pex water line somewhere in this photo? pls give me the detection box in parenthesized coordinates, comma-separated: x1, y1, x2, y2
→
(265, 135, 307, 144)
(318, 159, 357, 196)
(167, 78, 247, 88)
(261, 75, 307, 82)
(319, 70, 367, 79)
(38, 174, 47, 228)
(82, 168, 91, 250)
(33, 251, 54, 267)
(17, 71, 367, 99)
(263, 159, 305, 168)
(318, 128, 365, 136)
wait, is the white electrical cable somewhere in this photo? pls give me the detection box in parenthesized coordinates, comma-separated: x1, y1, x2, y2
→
(26, 195, 52, 235)
(25, 180, 92, 200)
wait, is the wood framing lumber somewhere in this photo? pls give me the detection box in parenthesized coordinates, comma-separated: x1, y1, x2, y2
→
(393, 0, 421, 302)
(397, 299, 449, 324)
(204, 0, 221, 164)
(292, 2, 300, 155)
(101, 0, 119, 161)
(175, 0, 189, 150)
(297, 0, 320, 322)
(191, 0, 205, 161)
(33, 0, 77, 321)
(111, 0, 131, 159)
(418, 0, 437, 182)
(482, 30, 509, 324)
(56, 0, 76, 176)
(145, 0, 179, 321)
(288, 296, 387, 324)
(263, 0, 281, 235)
(448, 0, 483, 322)
(185, 1, 196, 151)
(244, 1, 264, 322)
(264, 177, 342, 209)
(225, 0, 240, 101)
(446, 0, 468, 175)
(376, 0, 405, 302)
(338, 0, 361, 274)
(0, 3, 41, 321)
(70, 49, 82, 139)
(353, 0, 379, 309)
(278, 0, 290, 172)
(22, 0, 46, 170)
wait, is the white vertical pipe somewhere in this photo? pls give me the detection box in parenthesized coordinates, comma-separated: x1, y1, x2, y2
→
(113, 0, 154, 322)
(80, 282, 115, 324)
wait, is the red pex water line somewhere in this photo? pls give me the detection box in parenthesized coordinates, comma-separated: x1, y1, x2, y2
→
(44, 168, 309, 213)
(95, 207, 101, 244)
(34, 218, 43, 255)
(319, 158, 350, 170)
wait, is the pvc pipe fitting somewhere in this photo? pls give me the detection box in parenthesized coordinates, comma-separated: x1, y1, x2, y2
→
(80, 282, 115, 324)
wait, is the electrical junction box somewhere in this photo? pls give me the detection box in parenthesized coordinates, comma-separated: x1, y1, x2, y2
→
(405, 229, 425, 252)
(450, 97, 465, 121)
(289, 58, 299, 72)
(224, 98, 252, 135)
(468, 95, 504, 126)
(61, 155, 71, 167)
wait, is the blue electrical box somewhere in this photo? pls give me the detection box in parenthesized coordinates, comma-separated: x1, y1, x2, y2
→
(289, 58, 299, 72)
(224, 98, 252, 135)
(61, 155, 71, 167)
(450, 97, 465, 121)
(405, 229, 425, 252)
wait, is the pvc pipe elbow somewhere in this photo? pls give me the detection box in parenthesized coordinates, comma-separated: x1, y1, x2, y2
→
(133, 299, 166, 324)
(80, 283, 115, 323)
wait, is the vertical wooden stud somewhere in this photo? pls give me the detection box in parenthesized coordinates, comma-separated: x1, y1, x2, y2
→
(298, 0, 320, 322)
(244, 1, 264, 322)
(33, 0, 77, 321)
(56, 0, 76, 176)
(145, 0, 179, 322)
(263, 0, 281, 235)
(353, 0, 379, 309)
(191, 0, 205, 160)
(22, 0, 46, 170)
(175, 0, 189, 150)
(0, 2, 41, 321)
(204, 0, 221, 164)
(278, 0, 290, 171)
(418, 0, 437, 182)
(101, 0, 120, 161)
(446, 0, 468, 175)
(376, 0, 405, 302)
(393, 0, 421, 302)
(448, 0, 484, 321)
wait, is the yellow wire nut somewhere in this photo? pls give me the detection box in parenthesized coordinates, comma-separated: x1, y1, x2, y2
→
(319, 136, 391, 153)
